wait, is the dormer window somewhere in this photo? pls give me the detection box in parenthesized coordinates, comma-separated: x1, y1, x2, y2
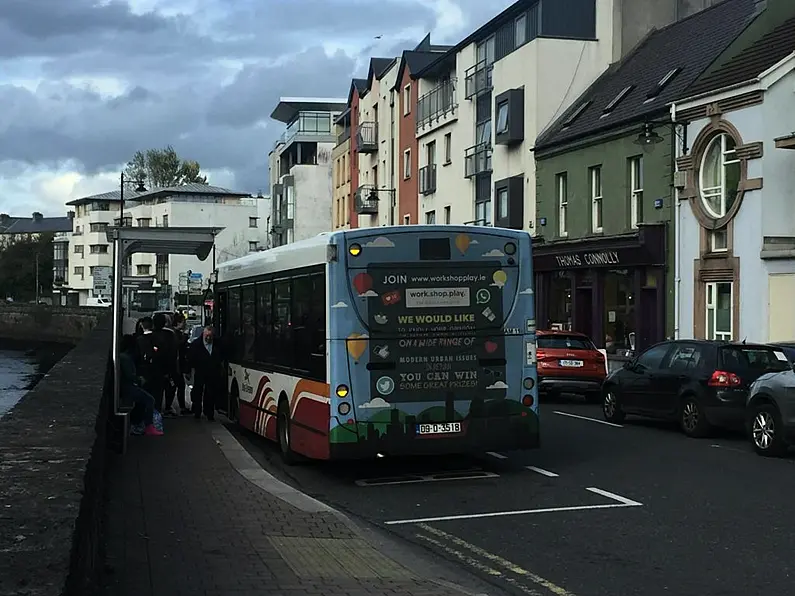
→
(646, 68, 681, 101)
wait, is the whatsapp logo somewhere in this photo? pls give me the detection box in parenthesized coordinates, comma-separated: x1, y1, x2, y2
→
(476, 288, 491, 304)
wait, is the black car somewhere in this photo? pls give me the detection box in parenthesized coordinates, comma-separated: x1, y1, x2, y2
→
(769, 342, 795, 364)
(601, 340, 792, 437)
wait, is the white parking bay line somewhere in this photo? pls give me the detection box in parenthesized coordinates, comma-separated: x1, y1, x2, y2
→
(486, 451, 508, 459)
(586, 487, 643, 507)
(526, 465, 559, 478)
(553, 410, 623, 428)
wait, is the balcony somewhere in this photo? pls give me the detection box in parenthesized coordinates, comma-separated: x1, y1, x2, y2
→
(417, 79, 457, 131)
(464, 219, 492, 226)
(464, 61, 493, 99)
(273, 111, 336, 150)
(356, 121, 378, 153)
(337, 126, 351, 145)
(419, 164, 437, 196)
(464, 144, 493, 178)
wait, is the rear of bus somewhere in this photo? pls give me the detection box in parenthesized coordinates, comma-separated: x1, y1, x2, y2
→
(325, 225, 539, 458)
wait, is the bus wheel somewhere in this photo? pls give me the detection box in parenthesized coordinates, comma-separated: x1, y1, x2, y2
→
(228, 388, 239, 424)
(277, 400, 298, 465)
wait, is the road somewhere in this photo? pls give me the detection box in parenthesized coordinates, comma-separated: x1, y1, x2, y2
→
(230, 396, 795, 596)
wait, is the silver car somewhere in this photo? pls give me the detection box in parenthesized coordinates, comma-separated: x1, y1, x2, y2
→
(747, 359, 795, 457)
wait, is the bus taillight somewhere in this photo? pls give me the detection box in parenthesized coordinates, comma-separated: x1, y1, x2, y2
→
(522, 395, 534, 407)
(335, 384, 349, 397)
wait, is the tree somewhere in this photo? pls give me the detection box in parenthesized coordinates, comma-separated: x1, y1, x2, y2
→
(124, 145, 208, 188)
(0, 233, 55, 301)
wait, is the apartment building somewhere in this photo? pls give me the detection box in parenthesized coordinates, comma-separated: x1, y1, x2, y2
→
(60, 184, 263, 307)
(332, 92, 355, 229)
(269, 98, 347, 245)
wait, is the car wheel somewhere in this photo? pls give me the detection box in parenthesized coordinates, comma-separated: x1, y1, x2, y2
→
(679, 396, 711, 438)
(277, 400, 298, 465)
(750, 403, 789, 457)
(602, 389, 625, 423)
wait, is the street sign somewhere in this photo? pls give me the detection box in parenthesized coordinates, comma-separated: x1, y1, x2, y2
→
(93, 266, 113, 295)
(190, 272, 202, 280)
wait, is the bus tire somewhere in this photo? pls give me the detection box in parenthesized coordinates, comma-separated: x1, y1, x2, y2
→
(277, 400, 298, 465)
(228, 385, 239, 424)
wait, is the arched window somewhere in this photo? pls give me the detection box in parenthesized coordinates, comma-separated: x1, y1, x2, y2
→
(699, 133, 741, 218)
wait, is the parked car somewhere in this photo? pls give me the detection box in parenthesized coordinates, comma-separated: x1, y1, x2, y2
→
(602, 340, 792, 437)
(536, 330, 606, 403)
(769, 341, 795, 364)
(746, 351, 795, 457)
(86, 297, 112, 307)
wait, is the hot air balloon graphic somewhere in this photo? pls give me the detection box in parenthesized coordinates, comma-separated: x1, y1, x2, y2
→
(346, 333, 368, 362)
(352, 273, 373, 295)
(492, 270, 507, 289)
(454, 234, 471, 255)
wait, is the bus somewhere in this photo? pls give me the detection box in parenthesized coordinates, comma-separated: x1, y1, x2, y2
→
(213, 225, 539, 462)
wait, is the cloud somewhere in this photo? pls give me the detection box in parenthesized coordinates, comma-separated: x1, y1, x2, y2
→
(482, 249, 504, 257)
(519, 288, 534, 295)
(331, 301, 348, 308)
(359, 290, 378, 297)
(486, 381, 508, 390)
(359, 397, 391, 409)
(364, 236, 395, 248)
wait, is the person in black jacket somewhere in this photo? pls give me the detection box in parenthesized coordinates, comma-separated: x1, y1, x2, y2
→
(162, 312, 191, 416)
(150, 312, 178, 414)
(188, 325, 224, 421)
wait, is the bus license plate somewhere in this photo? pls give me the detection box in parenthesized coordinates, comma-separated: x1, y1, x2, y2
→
(560, 359, 583, 367)
(417, 422, 462, 435)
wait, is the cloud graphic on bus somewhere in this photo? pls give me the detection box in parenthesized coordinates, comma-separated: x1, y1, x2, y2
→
(486, 381, 508, 390)
(519, 288, 534, 295)
(365, 237, 395, 248)
(482, 249, 505, 257)
(359, 290, 379, 297)
(331, 301, 349, 308)
(359, 397, 391, 409)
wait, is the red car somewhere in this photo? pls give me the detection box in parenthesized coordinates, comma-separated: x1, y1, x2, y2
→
(536, 330, 607, 403)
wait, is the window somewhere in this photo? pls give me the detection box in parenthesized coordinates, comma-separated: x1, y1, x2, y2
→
(426, 140, 436, 165)
(249, 217, 258, 228)
(700, 134, 741, 219)
(590, 166, 603, 233)
(710, 228, 728, 252)
(515, 13, 527, 46)
(241, 285, 256, 362)
(635, 343, 672, 370)
(249, 241, 259, 252)
(602, 85, 634, 115)
(475, 200, 491, 225)
(90, 244, 108, 254)
(706, 281, 732, 341)
(286, 186, 295, 220)
(476, 35, 495, 65)
(497, 187, 508, 220)
(136, 265, 150, 276)
(89, 223, 108, 233)
(74, 266, 84, 277)
(74, 245, 84, 254)
(162, 215, 169, 228)
(548, 272, 572, 330)
(403, 149, 411, 179)
(227, 287, 241, 360)
(425, 210, 436, 224)
(604, 270, 635, 353)
(444, 133, 452, 163)
(403, 214, 410, 225)
(274, 279, 292, 361)
(537, 335, 594, 350)
(444, 206, 451, 224)
(556, 173, 568, 237)
(137, 218, 151, 227)
(496, 101, 509, 135)
(156, 254, 168, 283)
(664, 343, 705, 372)
(629, 156, 643, 228)
(475, 120, 491, 145)
(403, 84, 411, 115)
(255, 281, 273, 362)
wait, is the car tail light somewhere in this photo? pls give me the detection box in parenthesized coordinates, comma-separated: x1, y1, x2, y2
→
(536, 350, 546, 360)
(708, 370, 742, 388)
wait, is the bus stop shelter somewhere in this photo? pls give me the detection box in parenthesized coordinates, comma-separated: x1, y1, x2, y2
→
(105, 225, 224, 453)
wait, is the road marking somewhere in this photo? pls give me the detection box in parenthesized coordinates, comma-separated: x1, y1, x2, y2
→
(553, 410, 623, 428)
(586, 487, 643, 506)
(526, 466, 559, 478)
(710, 443, 748, 455)
(486, 451, 508, 459)
(355, 470, 499, 486)
(417, 524, 575, 596)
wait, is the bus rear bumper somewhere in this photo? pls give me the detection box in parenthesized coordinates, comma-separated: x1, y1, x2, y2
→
(329, 413, 539, 460)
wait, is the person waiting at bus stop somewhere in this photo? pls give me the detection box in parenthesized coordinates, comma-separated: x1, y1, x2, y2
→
(188, 325, 224, 421)
(120, 334, 163, 436)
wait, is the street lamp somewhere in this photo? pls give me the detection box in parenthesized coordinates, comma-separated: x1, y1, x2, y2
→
(119, 172, 147, 226)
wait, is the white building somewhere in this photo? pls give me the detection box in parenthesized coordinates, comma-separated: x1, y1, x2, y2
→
(268, 98, 347, 246)
(674, 47, 795, 342)
(62, 184, 267, 307)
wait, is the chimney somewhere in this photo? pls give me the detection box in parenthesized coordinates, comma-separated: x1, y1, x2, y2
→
(0, 213, 9, 225)
(32, 212, 43, 222)
(67, 211, 75, 219)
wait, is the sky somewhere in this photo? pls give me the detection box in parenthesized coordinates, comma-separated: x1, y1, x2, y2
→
(0, 0, 514, 217)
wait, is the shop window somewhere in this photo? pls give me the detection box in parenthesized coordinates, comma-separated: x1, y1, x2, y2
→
(604, 270, 635, 353)
(548, 273, 572, 330)
(700, 134, 741, 219)
(706, 281, 732, 340)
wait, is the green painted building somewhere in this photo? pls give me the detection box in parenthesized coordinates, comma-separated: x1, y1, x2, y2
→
(529, 0, 762, 355)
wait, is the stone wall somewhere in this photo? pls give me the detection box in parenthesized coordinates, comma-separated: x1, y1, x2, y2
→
(0, 303, 108, 343)
(0, 318, 111, 596)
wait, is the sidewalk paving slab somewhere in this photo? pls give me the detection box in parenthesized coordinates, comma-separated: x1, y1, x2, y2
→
(101, 417, 471, 596)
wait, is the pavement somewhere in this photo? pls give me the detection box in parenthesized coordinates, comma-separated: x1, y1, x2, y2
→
(231, 396, 795, 596)
(101, 416, 490, 596)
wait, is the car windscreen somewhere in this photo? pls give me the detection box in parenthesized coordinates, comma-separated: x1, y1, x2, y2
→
(537, 335, 594, 350)
(719, 346, 792, 374)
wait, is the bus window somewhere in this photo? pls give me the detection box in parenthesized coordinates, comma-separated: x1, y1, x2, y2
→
(310, 272, 326, 380)
(292, 275, 313, 372)
(274, 279, 292, 368)
(241, 285, 256, 362)
(228, 287, 241, 361)
(255, 281, 273, 363)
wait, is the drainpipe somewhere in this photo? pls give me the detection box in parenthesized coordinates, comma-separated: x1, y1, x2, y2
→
(671, 101, 681, 340)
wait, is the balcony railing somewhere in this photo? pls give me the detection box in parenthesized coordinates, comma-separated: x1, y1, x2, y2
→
(464, 61, 493, 99)
(464, 143, 493, 178)
(464, 219, 492, 226)
(419, 164, 437, 195)
(337, 126, 351, 145)
(417, 79, 457, 130)
(273, 111, 335, 149)
(356, 121, 378, 153)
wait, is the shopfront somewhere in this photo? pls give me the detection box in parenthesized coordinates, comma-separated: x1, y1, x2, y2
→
(533, 223, 667, 356)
